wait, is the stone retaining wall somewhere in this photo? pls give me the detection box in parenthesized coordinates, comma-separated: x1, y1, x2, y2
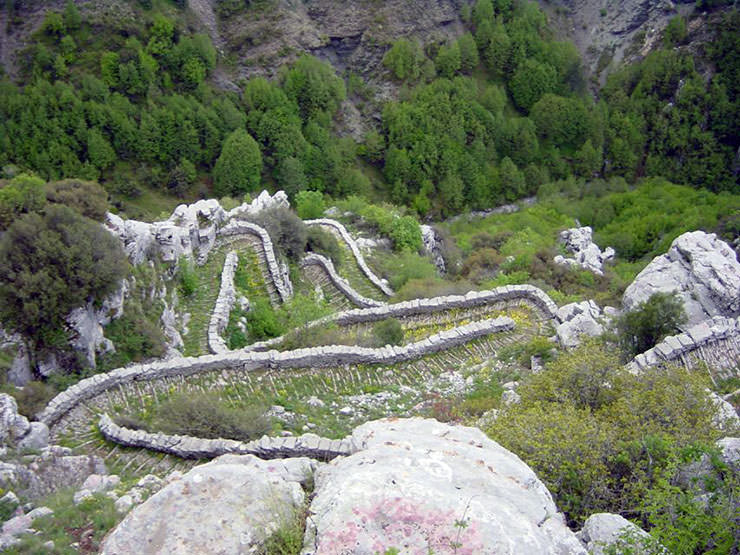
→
(218, 220, 292, 302)
(301, 253, 386, 309)
(243, 284, 560, 353)
(629, 316, 740, 374)
(207, 251, 238, 354)
(40, 317, 515, 428)
(98, 414, 351, 461)
(304, 219, 394, 296)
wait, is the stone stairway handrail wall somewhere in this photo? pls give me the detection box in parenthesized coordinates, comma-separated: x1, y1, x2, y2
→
(98, 414, 352, 461)
(39, 317, 515, 428)
(217, 220, 292, 303)
(301, 253, 386, 309)
(207, 251, 239, 354)
(628, 316, 740, 372)
(242, 284, 561, 353)
(304, 218, 394, 297)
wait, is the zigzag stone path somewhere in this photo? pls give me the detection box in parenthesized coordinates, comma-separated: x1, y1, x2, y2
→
(300, 253, 386, 309)
(629, 315, 740, 381)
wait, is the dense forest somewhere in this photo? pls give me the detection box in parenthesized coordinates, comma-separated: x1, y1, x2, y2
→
(0, 0, 737, 220)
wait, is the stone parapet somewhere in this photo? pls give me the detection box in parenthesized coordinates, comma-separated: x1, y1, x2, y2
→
(301, 253, 386, 309)
(208, 251, 238, 354)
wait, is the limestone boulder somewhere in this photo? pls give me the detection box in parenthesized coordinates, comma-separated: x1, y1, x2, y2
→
(304, 418, 585, 554)
(420, 225, 446, 274)
(101, 455, 315, 555)
(577, 513, 666, 555)
(0, 394, 30, 445)
(622, 231, 740, 326)
(554, 227, 615, 275)
(556, 300, 606, 348)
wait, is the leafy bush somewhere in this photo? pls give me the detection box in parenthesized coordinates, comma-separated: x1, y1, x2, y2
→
(0, 174, 46, 230)
(99, 297, 166, 369)
(45, 179, 109, 221)
(295, 190, 325, 219)
(388, 215, 422, 252)
(617, 292, 686, 358)
(177, 256, 198, 297)
(9, 381, 56, 419)
(250, 207, 307, 262)
(372, 319, 404, 347)
(488, 342, 722, 529)
(153, 392, 269, 441)
(371, 251, 437, 290)
(247, 298, 284, 340)
(306, 227, 341, 267)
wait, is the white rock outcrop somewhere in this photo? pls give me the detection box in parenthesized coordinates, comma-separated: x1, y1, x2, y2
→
(101, 455, 315, 554)
(420, 224, 446, 274)
(555, 300, 606, 348)
(305, 418, 585, 554)
(623, 231, 740, 326)
(554, 227, 615, 276)
(577, 513, 666, 555)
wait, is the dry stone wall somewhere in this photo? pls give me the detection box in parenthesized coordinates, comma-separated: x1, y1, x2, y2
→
(629, 316, 740, 376)
(301, 253, 386, 309)
(243, 284, 560, 352)
(40, 317, 515, 428)
(217, 220, 293, 303)
(304, 219, 394, 296)
(98, 414, 351, 461)
(207, 251, 238, 354)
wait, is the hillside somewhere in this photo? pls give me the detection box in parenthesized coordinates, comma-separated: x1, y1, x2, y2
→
(0, 0, 739, 553)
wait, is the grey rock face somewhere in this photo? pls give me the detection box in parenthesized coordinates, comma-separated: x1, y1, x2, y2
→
(16, 422, 49, 450)
(0, 394, 30, 445)
(420, 224, 446, 274)
(577, 513, 665, 555)
(623, 231, 740, 326)
(554, 227, 615, 276)
(305, 418, 585, 554)
(101, 455, 313, 555)
(556, 300, 605, 348)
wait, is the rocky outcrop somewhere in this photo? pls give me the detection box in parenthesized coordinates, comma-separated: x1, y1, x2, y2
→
(300, 253, 386, 309)
(40, 316, 515, 429)
(100, 418, 585, 554)
(306, 418, 585, 554)
(67, 280, 128, 369)
(554, 227, 615, 276)
(98, 413, 352, 461)
(0, 445, 106, 500)
(623, 231, 740, 326)
(305, 218, 394, 296)
(420, 224, 446, 274)
(106, 199, 227, 265)
(555, 300, 610, 348)
(628, 315, 740, 375)
(0, 394, 30, 445)
(207, 251, 239, 354)
(226, 189, 290, 220)
(576, 513, 666, 555)
(101, 454, 315, 555)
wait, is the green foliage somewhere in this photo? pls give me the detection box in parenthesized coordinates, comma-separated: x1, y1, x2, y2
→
(488, 342, 722, 529)
(152, 391, 270, 441)
(373, 250, 437, 290)
(383, 38, 425, 82)
(435, 41, 462, 78)
(45, 179, 108, 221)
(177, 256, 198, 297)
(372, 318, 404, 347)
(247, 297, 285, 340)
(457, 32, 480, 73)
(306, 227, 341, 266)
(530, 94, 589, 148)
(509, 59, 558, 112)
(0, 174, 46, 230)
(213, 129, 262, 196)
(100, 296, 166, 369)
(250, 206, 307, 261)
(388, 215, 422, 252)
(7, 381, 56, 419)
(663, 16, 687, 47)
(0, 205, 127, 354)
(617, 292, 687, 358)
(281, 55, 345, 122)
(295, 190, 325, 219)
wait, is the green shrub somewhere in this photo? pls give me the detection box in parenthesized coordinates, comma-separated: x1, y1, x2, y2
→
(306, 227, 341, 267)
(617, 292, 686, 358)
(10, 381, 56, 419)
(372, 319, 404, 347)
(45, 179, 109, 221)
(99, 298, 166, 368)
(177, 256, 198, 297)
(295, 190, 325, 219)
(250, 207, 307, 262)
(247, 298, 284, 340)
(372, 251, 437, 290)
(153, 392, 269, 441)
(388, 215, 422, 252)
